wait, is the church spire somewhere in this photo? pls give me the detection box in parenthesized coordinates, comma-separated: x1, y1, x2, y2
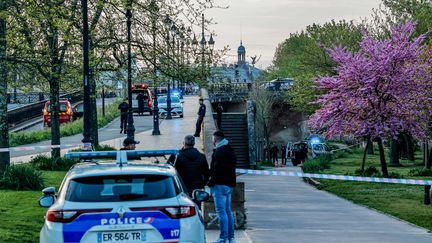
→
(237, 40, 246, 65)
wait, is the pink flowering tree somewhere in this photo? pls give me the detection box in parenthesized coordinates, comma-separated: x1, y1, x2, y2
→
(309, 22, 432, 177)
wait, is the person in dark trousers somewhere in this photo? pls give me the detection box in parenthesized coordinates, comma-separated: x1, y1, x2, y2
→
(216, 103, 223, 130)
(281, 145, 287, 166)
(136, 92, 145, 115)
(208, 131, 237, 243)
(271, 144, 279, 166)
(194, 98, 206, 137)
(118, 99, 128, 134)
(168, 135, 209, 199)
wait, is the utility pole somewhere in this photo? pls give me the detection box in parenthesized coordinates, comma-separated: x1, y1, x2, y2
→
(81, 0, 93, 150)
(151, 0, 160, 135)
(126, 0, 136, 140)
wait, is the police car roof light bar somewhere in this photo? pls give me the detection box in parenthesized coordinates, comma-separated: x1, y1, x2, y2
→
(64, 149, 179, 162)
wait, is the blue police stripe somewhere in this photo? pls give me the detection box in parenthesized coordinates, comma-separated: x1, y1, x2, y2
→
(63, 211, 180, 243)
(236, 169, 432, 186)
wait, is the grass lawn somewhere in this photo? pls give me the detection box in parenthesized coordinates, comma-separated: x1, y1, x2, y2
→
(0, 171, 66, 243)
(316, 147, 432, 231)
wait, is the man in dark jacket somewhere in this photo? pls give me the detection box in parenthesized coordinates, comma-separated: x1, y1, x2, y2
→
(208, 130, 236, 243)
(136, 92, 145, 115)
(194, 98, 206, 137)
(118, 98, 128, 134)
(169, 135, 209, 197)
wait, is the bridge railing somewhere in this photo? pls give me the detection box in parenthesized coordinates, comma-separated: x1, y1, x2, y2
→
(7, 91, 83, 128)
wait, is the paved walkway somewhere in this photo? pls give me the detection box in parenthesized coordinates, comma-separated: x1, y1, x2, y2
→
(241, 166, 432, 243)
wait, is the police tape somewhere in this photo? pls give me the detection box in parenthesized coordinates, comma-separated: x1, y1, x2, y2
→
(0, 144, 81, 153)
(330, 143, 362, 153)
(235, 168, 432, 186)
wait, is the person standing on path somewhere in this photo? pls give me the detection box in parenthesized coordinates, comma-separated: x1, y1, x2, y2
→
(194, 98, 206, 137)
(216, 103, 223, 130)
(281, 145, 287, 166)
(271, 144, 279, 166)
(136, 92, 145, 116)
(168, 135, 209, 199)
(118, 98, 128, 134)
(208, 131, 237, 243)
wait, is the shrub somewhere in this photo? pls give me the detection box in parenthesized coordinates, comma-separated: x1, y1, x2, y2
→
(408, 168, 432, 177)
(30, 155, 78, 171)
(95, 144, 117, 151)
(354, 166, 380, 177)
(0, 165, 44, 190)
(302, 160, 323, 173)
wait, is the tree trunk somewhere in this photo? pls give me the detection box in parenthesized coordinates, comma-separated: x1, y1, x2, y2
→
(367, 137, 374, 154)
(425, 141, 431, 205)
(406, 134, 415, 161)
(90, 72, 98, 147)
(49, 79, 61, 162)
(0, 2, 9, 172)
(361, 138, 370, 172)
(377, 138, 389, 177)
(390, 138, 400, 166)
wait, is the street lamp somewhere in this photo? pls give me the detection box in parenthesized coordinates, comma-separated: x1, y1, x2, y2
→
(151, 0, 160, 135)
(126, 0, 136, 140)
(192, 14, 215, 85)
(163, 15, 172, 120)
(81, 0, 92, 151)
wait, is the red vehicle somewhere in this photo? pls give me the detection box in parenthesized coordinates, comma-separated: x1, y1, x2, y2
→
(43, 100, 73, 127)
(132, 84, 153, 115)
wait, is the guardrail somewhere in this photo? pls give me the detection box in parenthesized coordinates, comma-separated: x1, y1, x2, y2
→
(7, 91, 83, 128)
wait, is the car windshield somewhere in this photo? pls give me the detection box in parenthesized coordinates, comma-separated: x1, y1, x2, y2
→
(76, 104, 84, 112)
(47, 103, 68, 112)
(65, 174, 177, 202)
(158, 97, 180, 103)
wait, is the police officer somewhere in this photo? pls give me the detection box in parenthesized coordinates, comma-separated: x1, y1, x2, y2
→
(118, 98, 128, 134)
(194, 98, 206, 137)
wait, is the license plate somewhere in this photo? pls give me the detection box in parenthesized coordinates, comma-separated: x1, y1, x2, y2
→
(98, 231, 145, 242)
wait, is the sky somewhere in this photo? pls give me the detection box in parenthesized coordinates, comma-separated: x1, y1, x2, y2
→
(206, 0, 381, 69)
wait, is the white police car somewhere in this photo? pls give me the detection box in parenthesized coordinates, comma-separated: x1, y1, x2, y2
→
(38, 150, 209, 243)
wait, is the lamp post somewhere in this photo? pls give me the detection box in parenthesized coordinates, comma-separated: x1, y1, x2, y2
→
(191, 14, 215, 85)
(81, 0, 92, 150)
(163, 15, 172, 120)
(151, 0, 160, 135)
(126, 0, 135, 139)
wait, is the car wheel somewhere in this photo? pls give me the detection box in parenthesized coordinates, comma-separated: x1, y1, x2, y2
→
(149, 111, 153, 115)
(180, 114, 183, 118)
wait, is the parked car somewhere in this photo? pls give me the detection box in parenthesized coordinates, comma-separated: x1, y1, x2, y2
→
(39, 150, 209, 243)
(72, 102, 84, 120)
(132, 84, 153, 115)
(158, 96, 184, 118)
(43, 99, 73, 127)
(309, 142, 332, 159)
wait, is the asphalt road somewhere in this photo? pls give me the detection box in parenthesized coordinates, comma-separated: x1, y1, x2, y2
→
(10, 112, 155, 158)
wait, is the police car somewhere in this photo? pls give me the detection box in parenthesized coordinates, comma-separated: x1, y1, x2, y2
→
(38, 150, 209, 243)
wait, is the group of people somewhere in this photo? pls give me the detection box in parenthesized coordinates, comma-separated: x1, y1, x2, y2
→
(169, 131, 237, 243)
(117, 92, 148, 134)
(118, 97, 236, 243)
(266, 143, 287, 166)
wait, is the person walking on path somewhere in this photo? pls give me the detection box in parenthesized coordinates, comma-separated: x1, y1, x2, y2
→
(194, 98, 206, 137)
(118, 98, 128, 134)
(281, 145, 287, 166)
(271, 144, 279, 166)
(136, 92, 145, 115)
(208, 131, 237, 243)
(216, 103, 224, 130)
(168, 135, 209, 199)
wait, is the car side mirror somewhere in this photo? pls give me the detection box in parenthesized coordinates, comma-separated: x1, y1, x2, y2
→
(192, 189, 210, 203)
(42, 186, 56, 195)
(39, 195, 55, 208)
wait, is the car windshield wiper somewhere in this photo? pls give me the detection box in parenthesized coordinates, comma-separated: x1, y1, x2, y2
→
(118, 193, 149, 201)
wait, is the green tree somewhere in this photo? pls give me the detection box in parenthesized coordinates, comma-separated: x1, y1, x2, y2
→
(267, 20, 362, 115)
(0, 0, 9, 171)
(7, 0, 81, 161)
